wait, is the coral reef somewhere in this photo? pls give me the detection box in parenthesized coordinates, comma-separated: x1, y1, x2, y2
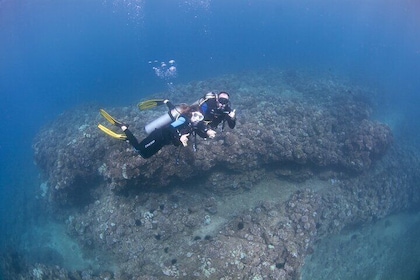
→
(4, 69, 419, 279)
(33, 70, 392, 205)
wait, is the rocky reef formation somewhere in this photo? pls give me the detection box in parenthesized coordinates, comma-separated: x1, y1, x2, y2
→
(33, 70, 392, 205)
(3, 70, 419, 279)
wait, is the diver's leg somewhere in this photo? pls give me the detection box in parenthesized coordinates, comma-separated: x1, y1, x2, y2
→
(137, 129, 167, 159)
(121, 127, 149, 158)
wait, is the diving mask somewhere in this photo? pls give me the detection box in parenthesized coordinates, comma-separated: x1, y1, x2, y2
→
(218, 97, 229, 105)
(191, 111, 204, 123)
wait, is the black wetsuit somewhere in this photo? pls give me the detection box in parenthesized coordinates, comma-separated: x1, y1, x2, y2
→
(124, 116, 191, 159)
(124, 115, 210, 159)
(200, 98, 236, 129)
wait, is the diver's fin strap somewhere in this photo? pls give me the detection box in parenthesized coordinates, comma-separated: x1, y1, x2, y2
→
(100, 109, 124, 127)
(138, 99, 167, 111)
(97, 124, 127, 140)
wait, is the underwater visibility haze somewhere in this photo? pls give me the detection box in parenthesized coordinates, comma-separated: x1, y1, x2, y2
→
(1, 0, 420, 279)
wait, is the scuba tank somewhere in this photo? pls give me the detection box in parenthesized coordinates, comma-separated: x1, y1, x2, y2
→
(144, 107, 182, 134)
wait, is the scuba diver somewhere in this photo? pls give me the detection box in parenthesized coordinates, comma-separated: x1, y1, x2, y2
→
(197, 91, 236, 130)
(149, 91, 237, 150)
(98, 100, 216, 159)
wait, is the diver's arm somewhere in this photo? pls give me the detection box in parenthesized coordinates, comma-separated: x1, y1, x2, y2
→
(168, 117, 189, 146)
(194, 121, 216, 139)
(226, 109, 236, 129)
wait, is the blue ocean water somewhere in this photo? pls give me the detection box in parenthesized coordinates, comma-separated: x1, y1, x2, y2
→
(1, 0, 420, 277)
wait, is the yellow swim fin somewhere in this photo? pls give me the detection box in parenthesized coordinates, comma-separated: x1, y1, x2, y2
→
(97, 124, 127, 140)
(138, 99, 166, 111)
(100, 109, 124, 127)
